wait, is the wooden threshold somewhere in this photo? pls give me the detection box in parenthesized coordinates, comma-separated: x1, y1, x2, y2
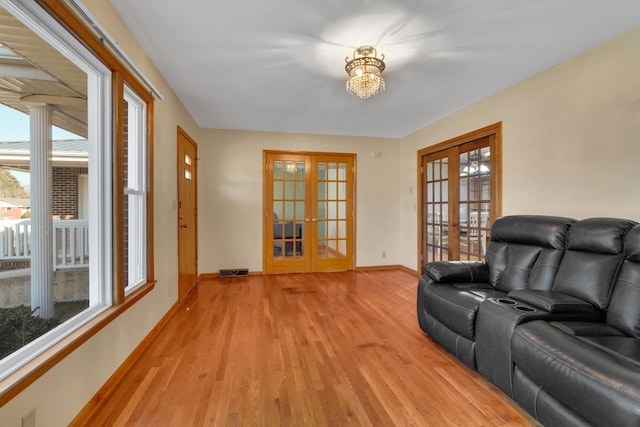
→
(76, 269, 534, 426)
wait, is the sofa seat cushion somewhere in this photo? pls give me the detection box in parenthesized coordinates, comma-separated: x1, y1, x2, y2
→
(508, 290, 598, 314)
(422, 282, 505, 340)
(581, 336, 640, 366)
(512, 320, 640, 427)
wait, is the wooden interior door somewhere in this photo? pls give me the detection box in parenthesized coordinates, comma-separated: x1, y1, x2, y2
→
(419, 124, 501, 269)
(264, 153, 310, 274)
(312, 155, 354, 272)
(177, 127, 198, 299)
(264, 151, 355, 274)
(422, 150, 452, 263)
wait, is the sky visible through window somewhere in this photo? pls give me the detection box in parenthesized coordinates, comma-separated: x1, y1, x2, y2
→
(0, 103, 81, 186)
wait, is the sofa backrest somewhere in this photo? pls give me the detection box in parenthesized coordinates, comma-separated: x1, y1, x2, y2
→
(485, 215, 575, 292)
(606, 224, 640, 337)
(553, 218, 637, 310)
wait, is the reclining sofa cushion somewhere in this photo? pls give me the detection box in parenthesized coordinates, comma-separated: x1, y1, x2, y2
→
(485, 215, 574, 292)
(512, 320, 640, 427)
(552, 218, 637, 310)
(606, 225, 640, 337)
(510, 224, 640, 427)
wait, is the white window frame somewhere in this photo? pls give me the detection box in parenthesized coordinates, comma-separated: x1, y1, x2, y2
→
(123, 84, 147, 293)
(0, 0, 112, 381)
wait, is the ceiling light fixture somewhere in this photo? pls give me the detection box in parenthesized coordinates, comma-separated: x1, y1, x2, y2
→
(345, 46, 385, 99)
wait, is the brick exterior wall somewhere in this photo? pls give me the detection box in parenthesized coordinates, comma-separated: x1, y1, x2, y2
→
(52, 167, 88, 219)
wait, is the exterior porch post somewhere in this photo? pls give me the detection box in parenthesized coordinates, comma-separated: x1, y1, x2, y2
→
(29, 105, 54, 319)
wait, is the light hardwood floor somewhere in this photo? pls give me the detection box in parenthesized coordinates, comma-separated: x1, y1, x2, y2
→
(81, 269, 534, 426)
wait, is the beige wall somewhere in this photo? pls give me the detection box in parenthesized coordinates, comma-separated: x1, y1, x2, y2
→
(0, 0, 204, 425)
(401, 25, 640, 270)
(198, 129, 402, 273)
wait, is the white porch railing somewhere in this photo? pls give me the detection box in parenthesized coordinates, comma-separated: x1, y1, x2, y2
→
(0, 219, 89, 270)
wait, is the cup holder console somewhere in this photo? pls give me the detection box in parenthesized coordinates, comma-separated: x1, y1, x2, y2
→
(494, 298, 537, 313)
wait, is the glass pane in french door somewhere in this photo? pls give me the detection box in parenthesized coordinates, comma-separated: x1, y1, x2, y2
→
(317, 161, 348, 259)
(423, 155, 449, 262)
(272, 160, 305, 258)
(459, 145, 491, 261)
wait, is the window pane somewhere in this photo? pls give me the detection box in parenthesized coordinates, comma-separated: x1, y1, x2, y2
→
(317, 202, 326, 220)
(295, 162, 305, 180)
(338, 221, 346, 239)
(272, 202, 283, 219)
(284, 161, 295, 179)
(328, 202, 338, 220)
(338, 163, 347, 180)
(338, 201, 346, 219)
(338, 240, 347, 256)
(284, 182, 294, 200)
(284, 202, 294, 219)
(338, 182, 346, 200)
(328, 163, 337, 180)
(273, 181, 283, 199)
(295, 201, 305, 220)
(328, 182, 337, 200)
(317, 162, 326, 180)
(0, 2, 112, 378)
(273, 161, 283, 179)
(317, 182, 326, 200)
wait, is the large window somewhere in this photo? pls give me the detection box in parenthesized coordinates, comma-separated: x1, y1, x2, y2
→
(0, 0, 154, 398)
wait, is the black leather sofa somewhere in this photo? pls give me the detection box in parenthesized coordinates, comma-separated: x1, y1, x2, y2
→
(417, 215, 639, 427)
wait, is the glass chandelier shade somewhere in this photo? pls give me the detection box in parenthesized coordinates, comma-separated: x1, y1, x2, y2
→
(345, 46, 386, 99)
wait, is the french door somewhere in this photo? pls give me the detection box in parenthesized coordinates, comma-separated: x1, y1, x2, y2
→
(264, 151, 355, 273)
(419, 123, 502, 268)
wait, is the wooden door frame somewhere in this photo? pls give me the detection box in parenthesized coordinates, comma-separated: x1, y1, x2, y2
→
(177, 126, 198, 299)
(263, 150, 357, 274)
(416, 122, 502, 272)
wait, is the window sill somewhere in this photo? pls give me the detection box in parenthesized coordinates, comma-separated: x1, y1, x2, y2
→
(0, 280, 156, 407)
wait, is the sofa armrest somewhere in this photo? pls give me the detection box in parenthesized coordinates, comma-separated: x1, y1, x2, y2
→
(508, 290, 597, 314)
(424, 261, 489, 283)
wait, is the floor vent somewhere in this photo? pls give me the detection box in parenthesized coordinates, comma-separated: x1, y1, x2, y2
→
(218, 268, 250, 278)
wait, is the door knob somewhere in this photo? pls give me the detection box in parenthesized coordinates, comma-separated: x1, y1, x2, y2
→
(181, 224, 188, 229)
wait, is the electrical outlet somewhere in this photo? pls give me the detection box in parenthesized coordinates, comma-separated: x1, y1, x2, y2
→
(381, 251, 386, 259)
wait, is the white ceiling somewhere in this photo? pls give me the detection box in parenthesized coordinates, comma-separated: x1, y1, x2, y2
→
(108, 0, 640, 138)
